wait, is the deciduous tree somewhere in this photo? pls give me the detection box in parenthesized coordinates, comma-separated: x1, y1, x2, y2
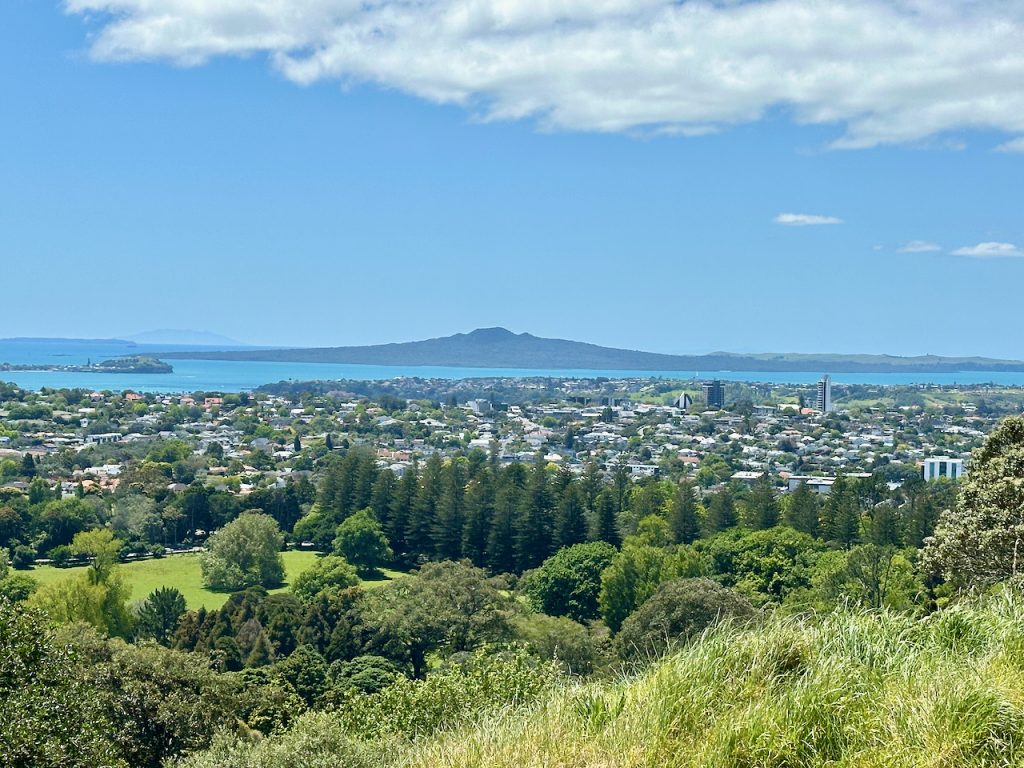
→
(333, 509, 393, 576)
(525, 541, 617, 622)
(200, 513, 285, 591)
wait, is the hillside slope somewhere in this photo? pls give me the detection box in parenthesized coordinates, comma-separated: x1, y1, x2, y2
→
(163, 327, 1024, 372)
(181, 591, 1024, 768)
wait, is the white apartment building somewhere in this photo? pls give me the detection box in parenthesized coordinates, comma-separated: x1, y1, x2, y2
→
(923, 456, 965, 481)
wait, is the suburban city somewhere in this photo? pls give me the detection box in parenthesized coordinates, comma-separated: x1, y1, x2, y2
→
(0, 375, 988, 512)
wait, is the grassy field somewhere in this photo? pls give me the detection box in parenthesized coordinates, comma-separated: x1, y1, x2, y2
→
(27, 551, 402, 610)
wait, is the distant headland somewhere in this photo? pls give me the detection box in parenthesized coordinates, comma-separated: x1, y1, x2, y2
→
(160, 327, 1024, 374)
(0, 355, 173, 375)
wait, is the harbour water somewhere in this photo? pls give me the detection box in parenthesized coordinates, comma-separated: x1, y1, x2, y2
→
(3, 339, 1024, 393)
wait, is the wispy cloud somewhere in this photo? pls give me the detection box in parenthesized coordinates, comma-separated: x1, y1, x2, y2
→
(774, 213, 843, 227)
(897, 240, 941, 253)
(996, 138, 1024, 153)
(951, 242, 1024, 259)
(63, 1, 1024, 147)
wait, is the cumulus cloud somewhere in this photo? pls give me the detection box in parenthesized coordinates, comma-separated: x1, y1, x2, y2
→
(64, 1, 1024, 146)
(774, 213, 843, 227)
(951, 242, 1024, 259)
(897, 240, 941, 253)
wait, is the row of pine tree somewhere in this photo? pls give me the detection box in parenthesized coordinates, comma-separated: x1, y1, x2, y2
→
(294, 449, 952, 574)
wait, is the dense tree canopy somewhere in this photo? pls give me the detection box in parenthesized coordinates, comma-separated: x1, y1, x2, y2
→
(363, 561, 514, 677)
(0, 600, 120, 768)
(697, 526, 825, 606)
(28, 529, 134, 638)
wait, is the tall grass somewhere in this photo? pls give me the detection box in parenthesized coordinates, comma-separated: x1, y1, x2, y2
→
(180, 588, 1024, 768)
(413, 589, 1024, 768)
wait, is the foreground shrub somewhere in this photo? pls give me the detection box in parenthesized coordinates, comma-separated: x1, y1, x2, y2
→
(616, 577, 756, 660)
(336, 647, 559, 739)
(67, 628, 244, 767)
(0, 572, 37, 602)
(177, 648, 559, 768)
(176, 717, 401, 768)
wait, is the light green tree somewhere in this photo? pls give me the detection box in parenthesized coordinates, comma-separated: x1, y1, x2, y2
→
(69, 528, 121, 583)
(200, 512, 285, 591)
(333, 509, 393, 576)
(29, 530, 134, 639)
(599, 541, 668, 633)
(291, 554, 359, 600)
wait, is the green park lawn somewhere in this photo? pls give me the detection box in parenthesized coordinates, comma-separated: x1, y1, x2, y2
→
(27, 550, 403, 610)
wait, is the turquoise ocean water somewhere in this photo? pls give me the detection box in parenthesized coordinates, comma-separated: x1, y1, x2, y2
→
(3, 339, 1024, 393)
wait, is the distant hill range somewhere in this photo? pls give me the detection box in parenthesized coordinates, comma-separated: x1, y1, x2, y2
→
(127, 329, 245, 347)
(160, 327, 1024, 373)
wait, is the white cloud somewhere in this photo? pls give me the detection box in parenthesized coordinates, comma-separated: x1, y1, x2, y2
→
(64, 1, 1024, 146)
(897, 240, 941, 253)
(774, 213, 843, 227)
(951, 242, 1024, 259)
(996, 137, 1024, 153)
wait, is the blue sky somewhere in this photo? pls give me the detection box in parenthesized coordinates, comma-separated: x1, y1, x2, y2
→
(1, 0, 1023, 357)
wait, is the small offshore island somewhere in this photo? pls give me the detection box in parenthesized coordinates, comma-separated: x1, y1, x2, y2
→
(0, 355, 173, 374)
